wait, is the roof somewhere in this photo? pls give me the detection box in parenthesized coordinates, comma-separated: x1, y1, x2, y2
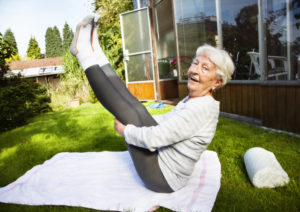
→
(8, 57, 63, 70)
(5, 66, 65, 78)
(4, 57, 65, 78)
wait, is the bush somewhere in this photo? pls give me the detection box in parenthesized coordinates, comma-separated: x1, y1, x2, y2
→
(0, 77, 51, 132)
(48, 52, 98, 111)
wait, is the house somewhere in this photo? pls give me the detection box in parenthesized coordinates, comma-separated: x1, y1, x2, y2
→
(6, 57, 64, 89)
(120, 0, 300, 134)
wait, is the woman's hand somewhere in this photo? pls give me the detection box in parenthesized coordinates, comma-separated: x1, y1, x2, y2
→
(114, 118, 125, 137)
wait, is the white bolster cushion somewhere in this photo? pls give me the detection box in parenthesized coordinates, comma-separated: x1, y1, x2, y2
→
(244, 147, 289, 188)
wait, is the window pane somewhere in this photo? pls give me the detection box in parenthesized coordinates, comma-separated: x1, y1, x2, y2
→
(291, 0, 300, 80)
(175, 0, 217, 80)
(122, 9, 151, 53)
(133, 0, 149, 9)
(155, 0, 177, 79)
(222, 0, 258, 80)
(264, 0, 288, 80)
(127, 53, 153, 82)
(265, 0, 300, 80)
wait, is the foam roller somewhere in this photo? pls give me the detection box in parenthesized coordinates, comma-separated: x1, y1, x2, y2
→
(244, 147, 289, 188)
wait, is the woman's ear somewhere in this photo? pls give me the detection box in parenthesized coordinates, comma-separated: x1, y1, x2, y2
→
(213, 79, 223, 90)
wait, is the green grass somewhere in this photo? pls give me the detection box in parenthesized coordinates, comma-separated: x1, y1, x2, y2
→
(0, 103, 299, 212)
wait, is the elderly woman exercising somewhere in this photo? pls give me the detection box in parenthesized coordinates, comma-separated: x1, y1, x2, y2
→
(70, 15, 234, 193)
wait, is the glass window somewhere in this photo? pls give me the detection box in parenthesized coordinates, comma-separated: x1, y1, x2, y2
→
(291, 0, 300, 80)
(127, 53, 153, 81)
(174, 0, 217, 81)
(122, 10, 151, 53)
(265, 0, 300, 80)
(222, 0, 299, 81)
(154, 0, 177, 79)
(133, 0, 149, 9)
(264, 0, 288, 80)
(221, 0, 258, 80)
(121, 9, 154, 82)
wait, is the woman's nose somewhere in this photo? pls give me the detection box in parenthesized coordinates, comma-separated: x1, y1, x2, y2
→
(188, 64, 195, 73)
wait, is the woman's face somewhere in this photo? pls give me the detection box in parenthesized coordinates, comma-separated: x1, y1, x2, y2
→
(187, 55, 222, 98)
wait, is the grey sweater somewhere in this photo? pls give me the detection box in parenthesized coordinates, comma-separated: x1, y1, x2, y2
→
(124, 95, 220, 191)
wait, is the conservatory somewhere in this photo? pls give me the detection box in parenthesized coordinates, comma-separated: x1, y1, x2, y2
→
(120, 0, 300, 133)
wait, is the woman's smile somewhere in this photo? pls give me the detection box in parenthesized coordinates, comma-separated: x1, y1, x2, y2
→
(189, 73, 200, 83)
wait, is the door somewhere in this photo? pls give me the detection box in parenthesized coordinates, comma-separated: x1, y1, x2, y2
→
(120, 7, 156, 100)
(154, 0, 179, 99)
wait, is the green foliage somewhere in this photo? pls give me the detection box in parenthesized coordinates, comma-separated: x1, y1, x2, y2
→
(48, 52, 97, 110)
(62, 51, 85, 80)
(26, 37, 43, 59)
(53, 26, 64, 56)
(94, 0, 133, 81)
(45, 26, 63, 58)
(61, 51, 97, 103)
(4, 53, 21, 63)
(45, 27, 54, 57)
(0, 77, 51, 132)
(63, 22, 74, 53)
(3, 29, 18, 55)
(0, 32, 13, 76)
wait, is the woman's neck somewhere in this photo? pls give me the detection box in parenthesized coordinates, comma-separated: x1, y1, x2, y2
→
(187, 92, 213, 102)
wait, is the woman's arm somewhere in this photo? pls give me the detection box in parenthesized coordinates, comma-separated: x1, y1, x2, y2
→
(124, 100, 214, 151)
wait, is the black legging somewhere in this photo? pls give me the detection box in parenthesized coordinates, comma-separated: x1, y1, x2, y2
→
(85, 64, 173, 193)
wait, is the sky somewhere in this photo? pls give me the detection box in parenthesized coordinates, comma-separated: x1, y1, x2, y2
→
(0, 0, 94, 56)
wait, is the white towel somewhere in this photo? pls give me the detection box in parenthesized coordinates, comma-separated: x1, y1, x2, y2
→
(0, 150, 221, 212)
(244, 147, 289, 188)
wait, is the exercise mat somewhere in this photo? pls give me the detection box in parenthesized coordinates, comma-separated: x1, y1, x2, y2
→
(0, 150, 221, 212)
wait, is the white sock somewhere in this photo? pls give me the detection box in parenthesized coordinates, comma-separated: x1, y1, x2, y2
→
(70, 15, 98, 71)
(91, 16, 110, 67)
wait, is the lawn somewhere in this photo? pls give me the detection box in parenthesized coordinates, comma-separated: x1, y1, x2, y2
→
(0, 103, 299, 212)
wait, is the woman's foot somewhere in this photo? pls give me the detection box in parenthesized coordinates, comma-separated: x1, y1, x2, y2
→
(90, 16, 110, 67)
(70, 15, 98, 70)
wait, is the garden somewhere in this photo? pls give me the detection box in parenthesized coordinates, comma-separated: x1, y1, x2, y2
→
(0, 102, 299, 212)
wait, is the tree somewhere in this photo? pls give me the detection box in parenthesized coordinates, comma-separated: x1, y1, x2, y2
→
(45, 26, 63, 57)
(0, 77, 51, 132)
(3, 29, 18, 55)
(26, 37, 43, 59)
(94, 0, 133, 80)
(0, 32, 13, 76)
(45, 27, 54, 57)
(53, 26, 63, 57)
(63, 22, 74, 52)
(3, 29, 20, 62)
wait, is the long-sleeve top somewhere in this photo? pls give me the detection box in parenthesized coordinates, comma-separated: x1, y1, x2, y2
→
(124, 95, 220, 191)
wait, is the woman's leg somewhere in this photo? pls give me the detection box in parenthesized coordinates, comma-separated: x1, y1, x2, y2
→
(85, 65, 173, 192)
(70, 15, 173, 192)
(85, 65, 155, 127)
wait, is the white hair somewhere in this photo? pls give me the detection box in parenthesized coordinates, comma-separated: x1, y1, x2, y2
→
(196, 44, 235, 88)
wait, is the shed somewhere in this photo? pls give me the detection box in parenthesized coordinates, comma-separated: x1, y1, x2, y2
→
(6, 57, 64, 89)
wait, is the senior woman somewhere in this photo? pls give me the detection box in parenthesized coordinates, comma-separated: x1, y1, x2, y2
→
(70, 15, 235, 193)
